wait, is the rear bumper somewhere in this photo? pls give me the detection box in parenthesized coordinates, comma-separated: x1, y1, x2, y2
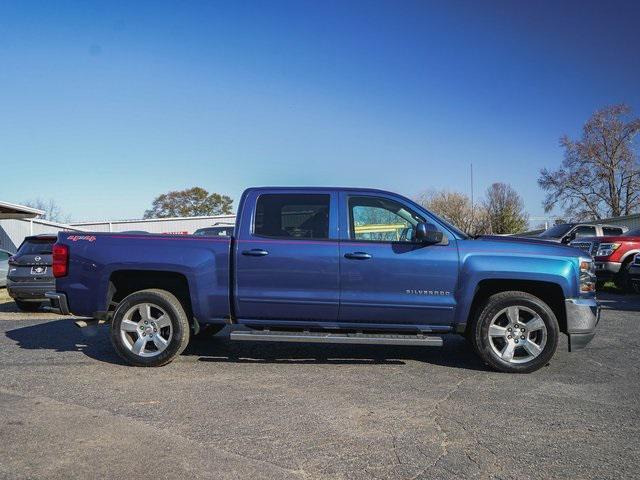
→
(594, 261, 621, 280)
(565, 297, 600, 351)
(7, 279, 55, 300)
(45, 292, 70, 315)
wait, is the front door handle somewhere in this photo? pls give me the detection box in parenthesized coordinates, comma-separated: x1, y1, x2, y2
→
(242, 249, 269, 257)
(344, 252, 372, 260)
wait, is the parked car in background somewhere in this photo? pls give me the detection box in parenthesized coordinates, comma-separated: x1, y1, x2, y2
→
(193, 223, 234, 237)
(7, 234, 56, 311)
(0, 249, 11, 287)
(629, 253, 640, 293)
(538, 223, 627, 244)
(570, 227, 640, 292)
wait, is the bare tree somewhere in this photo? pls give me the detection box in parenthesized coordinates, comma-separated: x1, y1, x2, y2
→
(538, 104, 640, 220)
(24, 198, 71, 223)
(417, 190, 491, 235)
(484, 183, 529, 234)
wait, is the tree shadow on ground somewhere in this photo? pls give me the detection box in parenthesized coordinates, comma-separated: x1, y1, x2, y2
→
(597, 291, 640, 312)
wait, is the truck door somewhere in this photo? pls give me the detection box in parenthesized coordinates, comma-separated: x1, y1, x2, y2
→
(235, 190, 340, 321)
(338, 192, 458, 328)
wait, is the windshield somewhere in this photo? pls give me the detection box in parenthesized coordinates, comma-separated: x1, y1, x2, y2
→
(17, 239, 54, 255)
(539, 224, 573, 238)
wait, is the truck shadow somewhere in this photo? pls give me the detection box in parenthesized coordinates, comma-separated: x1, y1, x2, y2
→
(190, 335, 487, 371)
(5, 319, 487, 371)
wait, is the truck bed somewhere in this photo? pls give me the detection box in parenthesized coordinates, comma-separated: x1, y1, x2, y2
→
(55, 233, 232, 321)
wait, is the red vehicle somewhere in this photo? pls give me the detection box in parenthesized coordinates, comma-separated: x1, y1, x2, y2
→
(571, 227, 640, 292)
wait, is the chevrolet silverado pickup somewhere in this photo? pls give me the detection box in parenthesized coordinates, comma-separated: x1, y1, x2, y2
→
(47, 187, 600, 373)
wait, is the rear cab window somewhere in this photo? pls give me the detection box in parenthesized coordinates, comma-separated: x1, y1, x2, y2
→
(17, 239, 54, 255)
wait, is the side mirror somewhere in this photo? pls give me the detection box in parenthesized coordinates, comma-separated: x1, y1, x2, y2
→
(415, 222, 443, 244)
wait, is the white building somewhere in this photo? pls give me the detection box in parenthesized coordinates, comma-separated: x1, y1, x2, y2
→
(0, 199, 235, 253)
(70, 215, 235, 234)
(0, 201, 84, 253)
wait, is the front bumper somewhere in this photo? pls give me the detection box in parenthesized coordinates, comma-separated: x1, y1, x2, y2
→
(45, 292, 70, 315)
(565, 297, 600, 351)
(594, 261, 621, 280)
(7, 279, 56, 300)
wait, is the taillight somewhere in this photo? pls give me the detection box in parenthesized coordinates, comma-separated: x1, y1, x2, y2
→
(52, 243, 69, 278)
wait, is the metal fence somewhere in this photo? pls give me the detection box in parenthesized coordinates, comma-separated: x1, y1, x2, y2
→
(0, 218, 84, 253)
(70, 215, 236, 235)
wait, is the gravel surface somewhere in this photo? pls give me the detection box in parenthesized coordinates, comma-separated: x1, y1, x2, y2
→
(0, 290, 638, 480)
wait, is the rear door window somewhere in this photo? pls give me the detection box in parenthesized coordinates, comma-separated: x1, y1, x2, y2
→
(254, 194, 330, 239)
(602, 227, 623, 236)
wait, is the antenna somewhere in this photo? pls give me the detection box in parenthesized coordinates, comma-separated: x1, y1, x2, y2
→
(470, 162, 474, 225)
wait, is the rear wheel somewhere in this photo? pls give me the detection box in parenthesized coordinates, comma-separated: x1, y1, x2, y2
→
(15, 300, 42, 312)
(110, 289, 190, 367)
(471, 291, 559, 373)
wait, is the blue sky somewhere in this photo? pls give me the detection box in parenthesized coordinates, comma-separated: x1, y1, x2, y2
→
(1, 0, 639, 222)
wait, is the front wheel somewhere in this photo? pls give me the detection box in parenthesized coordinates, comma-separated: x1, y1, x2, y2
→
(470, 291, 559, 373)
(110, 289, 190, 367)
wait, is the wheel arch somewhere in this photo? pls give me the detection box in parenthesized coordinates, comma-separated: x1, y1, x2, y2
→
(108, 270, 193, 322)
(464, 279, 567, 336)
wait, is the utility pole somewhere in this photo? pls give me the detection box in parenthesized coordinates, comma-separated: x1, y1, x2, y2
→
(470, 162, 475, 227)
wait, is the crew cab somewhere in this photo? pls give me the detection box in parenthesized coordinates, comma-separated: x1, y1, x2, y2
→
(47, 187, 600, 373)
(570, 227, 640, 291)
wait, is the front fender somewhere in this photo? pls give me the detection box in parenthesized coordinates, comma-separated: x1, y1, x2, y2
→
(455, 253, 575, 326)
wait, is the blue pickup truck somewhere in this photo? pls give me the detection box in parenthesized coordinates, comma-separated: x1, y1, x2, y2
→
(47, 187, 599, 373)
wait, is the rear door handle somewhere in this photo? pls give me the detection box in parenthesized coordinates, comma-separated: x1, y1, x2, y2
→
(344, 252, 372, 260)
(242, 249, 269, 257)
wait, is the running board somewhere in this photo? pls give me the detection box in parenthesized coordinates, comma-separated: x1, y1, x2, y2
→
(229, 330, 443, 346)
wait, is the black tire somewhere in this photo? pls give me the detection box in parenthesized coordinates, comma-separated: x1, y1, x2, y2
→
(595, 280, 606, 291)
(470, 291, 559, 373)
(110, 289, 190, 367)
(614, 259, 634, 293)
(15, 300, 42, 312)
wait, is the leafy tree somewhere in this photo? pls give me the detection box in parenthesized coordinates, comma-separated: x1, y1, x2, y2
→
(538, 104, 640, 220)
(417, 190, 491, 235)
(24, 198, 70, 223)
(484, 183, 529, 234)
(143, 187, 233, 219)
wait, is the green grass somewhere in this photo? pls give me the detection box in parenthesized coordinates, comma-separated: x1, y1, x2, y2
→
(0, 287, 11, 303)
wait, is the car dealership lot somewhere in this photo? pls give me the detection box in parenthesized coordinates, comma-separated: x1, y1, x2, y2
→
(0, 291, 638, 480)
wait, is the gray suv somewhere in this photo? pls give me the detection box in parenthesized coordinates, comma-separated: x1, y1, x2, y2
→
(7, 234, 56, 311)
(0, 249, 11, 287)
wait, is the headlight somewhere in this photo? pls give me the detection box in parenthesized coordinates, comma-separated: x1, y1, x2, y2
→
(579, 257, 596, 293)
(596, 242, 621, 257)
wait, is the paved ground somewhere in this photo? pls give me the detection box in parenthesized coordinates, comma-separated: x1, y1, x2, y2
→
(0, 290, 638, 480)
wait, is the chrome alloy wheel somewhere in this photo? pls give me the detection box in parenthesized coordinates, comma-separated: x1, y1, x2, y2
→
(487, 306, 547, 364)
(119, 303, 173, 358)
